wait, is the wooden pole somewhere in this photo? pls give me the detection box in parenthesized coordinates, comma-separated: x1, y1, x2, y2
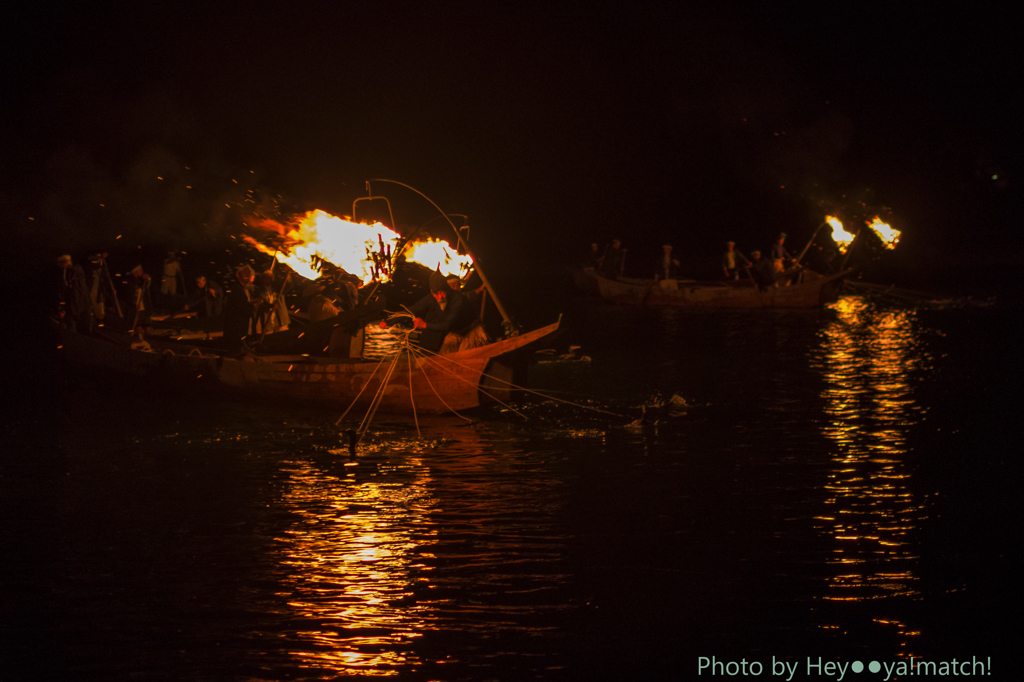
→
(840, 229, 863, 271)
(597, 242, 610, 274)
(177, 258, 188, 298)
(794, 223, 827, 267)
(131, 286, 143, 331)
(102, 256, 123, 318)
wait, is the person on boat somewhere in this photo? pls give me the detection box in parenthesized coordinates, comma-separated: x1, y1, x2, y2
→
(442, 274, 489, 352)
(600, 239, 626, 279)
(187, 275, 224, 318)
(306, 276, 347, 322)
(86, 253, 113, 322)
(654, 244, 682, 282)
(307, 289, 339, 322)
(586, 242, 601, 270)
(447, 274, 485, 304)
(254, 269, 290, 334)
(749, 250, 775, 290)
(127, 264, 154, 332)
(722, 241, 751, 280)
(160, 251, 184, 296)
(57, 254, 94, 333)
(306, 268, 360, 322)
(223, 265, 263, 352)
(380, 269, 479, 354)
(771, 233, 793, 275)
(337, 272, 362, 311)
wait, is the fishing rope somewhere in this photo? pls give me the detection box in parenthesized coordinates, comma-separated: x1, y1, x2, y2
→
(406, 344, 422, 437)
(335, 352, 393, 425)
(343, 315, 428, 438)
(408, 345, 529, 420)
(387, 306, 625, 418)
(409, 348, 479, 423)
(358, 348, 404, 436)
(356, 350, 399, 430)
(355, 356, 395, 434)
(335, 308, 418, 427)
(336, 306, 626, 444)
(354, 315, 425, 432)
(411, 344, 626, 418)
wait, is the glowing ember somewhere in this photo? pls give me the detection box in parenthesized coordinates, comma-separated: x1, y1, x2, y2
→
(826, 215, 856, 252)
(866, 217, 900, 249)
(401, 239, 474, 278)
(244, 209, 474, 283)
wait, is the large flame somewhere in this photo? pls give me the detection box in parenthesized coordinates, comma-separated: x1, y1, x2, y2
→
(826, 215, 856, 252)
(401, 240, 473, 278)
(867, 217, 900, 250)
(244, 210, 399, 282)
(244, 209, 474, 283)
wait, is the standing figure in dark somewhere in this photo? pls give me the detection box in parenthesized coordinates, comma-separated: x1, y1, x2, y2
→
(380, 269, 478, 354)
(223, 265, 262, 353)
(721, 241, 751, 280)
(85, 253, 114, 322)
(161, 251, 184, 297)
(57, 254, 93, 333)
(770, 232, 793, 277)
(654, 244, 681, 281)
(442, 274, 489, 353)
(749, 250, 775, 290)
(187, 275, 224, 318)
(330, 272, 361, 312)
(254, 270, 290, 335)
(600, 239, 627, 279)
(127, 264, 153, 332)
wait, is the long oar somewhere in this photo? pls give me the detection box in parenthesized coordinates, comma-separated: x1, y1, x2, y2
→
(640, 279, 656, 304)
(794, 222, 827, 266)
(102, 257, 123, 318)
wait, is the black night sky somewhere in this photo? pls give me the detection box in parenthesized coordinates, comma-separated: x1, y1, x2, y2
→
(3, 3, 1022, 290)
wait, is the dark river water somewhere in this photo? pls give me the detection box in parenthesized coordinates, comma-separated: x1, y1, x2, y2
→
(2, 293, 1019, 680)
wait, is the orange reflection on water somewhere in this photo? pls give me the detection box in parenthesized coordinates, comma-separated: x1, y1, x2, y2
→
(275, 455, 437, 676)
(268, 421, 570, 677)
(813, 296, 931, 612)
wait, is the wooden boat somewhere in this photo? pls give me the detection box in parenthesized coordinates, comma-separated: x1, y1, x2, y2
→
(55, 314, 563, 413)
(571, 266, 851, 308)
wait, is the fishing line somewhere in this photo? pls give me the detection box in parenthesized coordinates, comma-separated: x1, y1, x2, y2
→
(335, 352, 392, 425)
(358, 348, 404, 435)
(406, 344, 421, 437)
(409, 346, 529, 419)
(412, 344, 626, 418)
(413, 363, 475, 422)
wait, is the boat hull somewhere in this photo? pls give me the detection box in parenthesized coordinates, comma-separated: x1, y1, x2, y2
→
(573, 267, 850, 308)
(57, 319, 561, 413)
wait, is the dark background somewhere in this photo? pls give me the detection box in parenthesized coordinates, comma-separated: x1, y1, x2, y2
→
(3, 2, 1022, 293)
(1, 5, 1021, 677)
